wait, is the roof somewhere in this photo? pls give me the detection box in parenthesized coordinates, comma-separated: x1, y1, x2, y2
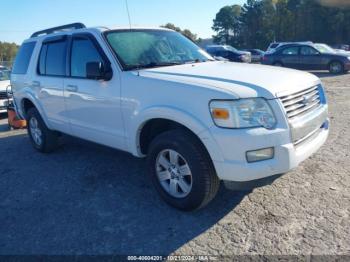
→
(26, 22, 173, 42)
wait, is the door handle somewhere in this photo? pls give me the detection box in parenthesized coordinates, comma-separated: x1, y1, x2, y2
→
(66, 85, 78, 92)
(32, 81, 41, 87)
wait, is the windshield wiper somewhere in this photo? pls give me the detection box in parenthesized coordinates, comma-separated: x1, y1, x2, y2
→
(129, 61, 184, 70)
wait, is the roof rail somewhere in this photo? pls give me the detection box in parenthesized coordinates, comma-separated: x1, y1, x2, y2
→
(30, 23, 86, 38)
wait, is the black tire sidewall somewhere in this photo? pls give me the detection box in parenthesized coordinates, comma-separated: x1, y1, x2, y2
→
(27, 108, 52, 152)
(148, 130, 215, 211)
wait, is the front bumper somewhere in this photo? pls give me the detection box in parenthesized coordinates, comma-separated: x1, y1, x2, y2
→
(213, 126, 328, 182)
(200, 103, 329, 182)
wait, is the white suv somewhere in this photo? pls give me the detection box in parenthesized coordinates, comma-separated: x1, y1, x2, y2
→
(11, 23, 329, 210)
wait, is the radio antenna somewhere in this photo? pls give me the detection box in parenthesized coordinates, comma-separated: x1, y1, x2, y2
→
(125, 0, 132, 30)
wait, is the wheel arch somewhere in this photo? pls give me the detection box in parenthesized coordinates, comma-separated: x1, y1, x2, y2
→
(328, 59, 344, 72)
(19, 95, 52, 129)
(129, 107, 224, 163)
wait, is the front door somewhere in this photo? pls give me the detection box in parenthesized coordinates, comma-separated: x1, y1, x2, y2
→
(299, 46, 325, 70)
(63, 34, 126, 150)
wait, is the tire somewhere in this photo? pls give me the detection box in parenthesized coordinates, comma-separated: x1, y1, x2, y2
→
(147, 129, 220, 211)
(329, 61, 344, 74)
(26, 107, 59, 153)
(273, 61, 283, 67)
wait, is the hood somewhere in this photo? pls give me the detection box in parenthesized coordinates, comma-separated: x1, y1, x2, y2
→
(0, 80, 10, 92)
(335, 50, 350, 55)
(323, 52, 349, 58)
(138, 61, 320, 99)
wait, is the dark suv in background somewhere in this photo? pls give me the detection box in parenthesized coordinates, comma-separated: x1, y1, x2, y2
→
(206, 45, 251, 63)
(262, 43, 350, 74)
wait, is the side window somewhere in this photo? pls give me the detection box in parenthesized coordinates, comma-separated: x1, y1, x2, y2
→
(301, 46, 319, 55)
(70, 37, 103, 78)
(12, 42, 36, 74)
(46, 41, 67, 76)
(38, 39, 67, 76)
(38, 45, 47, 75)
(281, 47, 299, 55)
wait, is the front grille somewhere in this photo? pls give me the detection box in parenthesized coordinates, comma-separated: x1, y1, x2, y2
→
(0, 91, 8, 99)
(280, 85, 322, 119)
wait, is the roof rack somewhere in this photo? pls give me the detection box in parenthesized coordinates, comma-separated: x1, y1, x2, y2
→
(30, 23, 86, 38)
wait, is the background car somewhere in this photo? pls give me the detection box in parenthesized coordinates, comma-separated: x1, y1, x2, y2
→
(243, 49, 265, 63)
(206, 45, 251, 63)
(262, 43, 350, 74)
(0, 69, 11, 113)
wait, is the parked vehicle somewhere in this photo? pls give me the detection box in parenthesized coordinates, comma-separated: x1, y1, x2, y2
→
(11, 23, 329, 210)
(262, 43, 350, 74)
(206, 45, 251, 63)
(243, 49, 265, 63)
(266, 41, 313, 53)
(0, 69, 11, 113)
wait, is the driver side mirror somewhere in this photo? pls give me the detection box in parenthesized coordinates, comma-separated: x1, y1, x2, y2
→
(86, 61, 112, 81)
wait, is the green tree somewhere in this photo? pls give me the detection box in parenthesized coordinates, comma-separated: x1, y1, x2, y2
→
(212, 5, 242, 45)
(212, 0, 350, 50)
(239, 0, 276, 49)
(0, 42, 19, 64)
(161, 23, 198, 42)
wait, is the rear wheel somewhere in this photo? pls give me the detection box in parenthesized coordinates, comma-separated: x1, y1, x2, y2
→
(27, 107, 59, 153)
(329, 61, 344, 74)
(147, 129, 220, 211)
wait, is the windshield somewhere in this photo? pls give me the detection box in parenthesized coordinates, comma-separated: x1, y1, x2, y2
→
(0, 70, 10, 81)
(315, 44, 336, 54)
(105, 30, 213, 70)
(224, 46, 238, 52)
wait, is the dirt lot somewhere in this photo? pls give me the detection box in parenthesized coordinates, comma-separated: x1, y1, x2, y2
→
(0, 72, 349, 257)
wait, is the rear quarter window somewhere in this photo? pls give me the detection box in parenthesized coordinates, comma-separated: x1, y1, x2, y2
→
(12, 42, 36, 74)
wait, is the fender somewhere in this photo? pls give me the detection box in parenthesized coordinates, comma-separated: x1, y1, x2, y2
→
(17, 89, 53, 130)
(127, 105, 225, 163)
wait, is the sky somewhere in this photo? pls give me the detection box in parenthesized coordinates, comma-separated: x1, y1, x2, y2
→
(0, 0, 246, 44)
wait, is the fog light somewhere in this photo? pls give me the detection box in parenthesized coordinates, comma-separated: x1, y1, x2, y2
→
(246, 147, 274, 163)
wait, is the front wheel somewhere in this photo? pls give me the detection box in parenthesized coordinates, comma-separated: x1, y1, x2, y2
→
(147, 129, 220, 211)
(329, 61, 344, 74)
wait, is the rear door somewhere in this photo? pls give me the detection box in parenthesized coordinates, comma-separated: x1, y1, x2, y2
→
(35, 36, 71, 133)
(299, 46, 326, 70)
(279, 46, 300, 69)
(63, 33, 125, 150)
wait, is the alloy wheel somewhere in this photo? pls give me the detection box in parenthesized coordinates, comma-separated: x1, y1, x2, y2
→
(155, 149, 193, 198)
(330, 62, 342, 74)
(29, 117, 43, 146)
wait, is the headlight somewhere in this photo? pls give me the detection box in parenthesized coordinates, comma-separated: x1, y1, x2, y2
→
(210, 98, 276, 129)
(348, 56, 350, 61)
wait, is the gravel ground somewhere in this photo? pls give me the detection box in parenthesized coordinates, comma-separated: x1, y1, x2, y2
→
(0, 72, 349, 257)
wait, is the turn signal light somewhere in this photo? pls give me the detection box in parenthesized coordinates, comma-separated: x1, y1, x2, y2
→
(212, 108, 230, 119)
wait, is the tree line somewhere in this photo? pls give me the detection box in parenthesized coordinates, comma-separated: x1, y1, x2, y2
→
(212, 0, 350, 50)
(0, 41, 18, 65)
